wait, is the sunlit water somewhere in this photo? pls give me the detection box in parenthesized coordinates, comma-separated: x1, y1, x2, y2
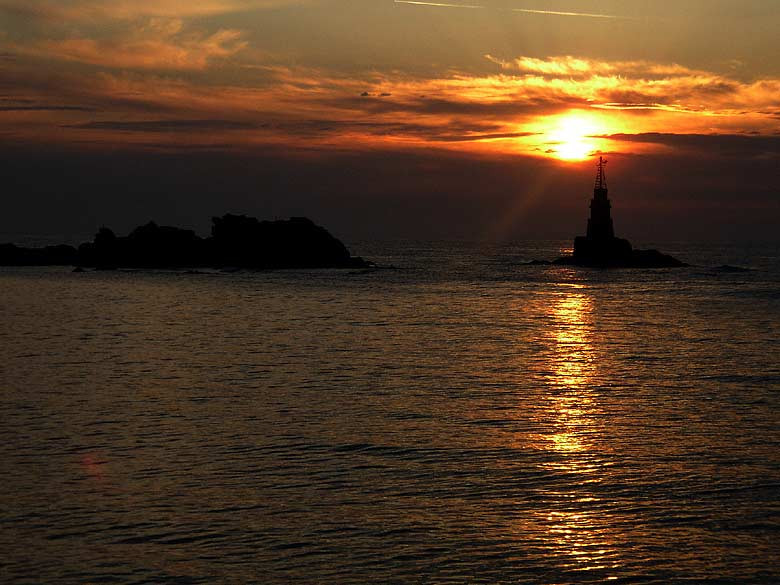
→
(2, 241, 779, 584)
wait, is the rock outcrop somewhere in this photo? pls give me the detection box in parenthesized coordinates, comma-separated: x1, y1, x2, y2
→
(210, 215, 359, 269)
(1, 215, 370, 269)
(552, 236, 685, 268)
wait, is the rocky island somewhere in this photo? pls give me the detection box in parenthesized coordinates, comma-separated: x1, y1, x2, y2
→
(546, 157, 685, 268)
(0, 214, 370, 270)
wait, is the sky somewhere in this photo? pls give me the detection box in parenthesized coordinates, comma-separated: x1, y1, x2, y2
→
(1, 0, 778, 242)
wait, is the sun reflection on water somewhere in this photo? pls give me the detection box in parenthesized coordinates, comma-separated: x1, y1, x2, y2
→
(550, 288, 594, 387)
(544, 286, 597, 453)
(526, 285, 621, 575)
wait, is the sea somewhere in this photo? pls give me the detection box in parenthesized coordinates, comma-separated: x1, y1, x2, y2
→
(1, 240, 779, 584)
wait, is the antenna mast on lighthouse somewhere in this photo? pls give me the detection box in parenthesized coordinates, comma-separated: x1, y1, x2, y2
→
(586, 155, 614, 240)
(594, 156, 608, 191)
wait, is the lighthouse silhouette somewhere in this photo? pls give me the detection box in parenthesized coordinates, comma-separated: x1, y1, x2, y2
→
(586, 157, 615, 240)
(572, 156, 633, 264)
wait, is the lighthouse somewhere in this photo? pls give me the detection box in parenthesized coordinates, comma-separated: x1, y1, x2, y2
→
(586, 157, 615, 240)
(572, 156, 632, 264)
(548, 156, 685, 267)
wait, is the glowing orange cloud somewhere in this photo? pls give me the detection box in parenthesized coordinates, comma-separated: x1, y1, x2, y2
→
(1, 53, 778, 159)
(12, 18, 246, 70)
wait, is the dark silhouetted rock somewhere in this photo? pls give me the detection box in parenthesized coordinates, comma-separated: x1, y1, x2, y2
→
(625, 248, 686, 268)
(1, 215, 370, 269)
(522, 259, 552, 266)
(77, 222, 207, 268)
(551, 235, 685, 268)
(211, 214, 365, 269)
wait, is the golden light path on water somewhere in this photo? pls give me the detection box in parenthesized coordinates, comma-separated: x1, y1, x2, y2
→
(524, 284, 622, 575)
(545, 284, 597, 452)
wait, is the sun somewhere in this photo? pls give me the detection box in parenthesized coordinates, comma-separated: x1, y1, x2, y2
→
(548, 113, 600, 161)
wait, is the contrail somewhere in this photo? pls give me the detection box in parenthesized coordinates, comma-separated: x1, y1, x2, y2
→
(393, 0, 630, 20)
(511, 8, 624, 19)
(393, 1, 483, 8)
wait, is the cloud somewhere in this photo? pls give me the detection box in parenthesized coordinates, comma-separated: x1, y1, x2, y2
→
(604, 132, 780, 158)
(485, 55, 698, 77)
(431, 131, 536, 142)
(0, 0, 311, 21)
(0, 105, 95, 111)
(335, 94, 589, 118)
(17, 19, 247, 70)
(483, 55, 780, 115)
(67, 119, 259, 132)
(2, 53, 779, 158)
(64, 115, 538, 147)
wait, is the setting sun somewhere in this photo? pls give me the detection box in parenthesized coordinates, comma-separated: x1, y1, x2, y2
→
(547, 113, 601, 161)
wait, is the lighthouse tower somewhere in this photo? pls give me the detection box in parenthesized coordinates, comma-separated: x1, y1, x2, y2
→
(586, 157, 615, 240)
(552, 155, 685, 267)
(572, 156, 632, 264)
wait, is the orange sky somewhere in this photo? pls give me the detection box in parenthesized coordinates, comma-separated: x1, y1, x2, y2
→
(0, 0, 778, 239)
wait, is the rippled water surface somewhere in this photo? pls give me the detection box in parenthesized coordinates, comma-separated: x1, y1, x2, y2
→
(2, 241, 779, 584)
